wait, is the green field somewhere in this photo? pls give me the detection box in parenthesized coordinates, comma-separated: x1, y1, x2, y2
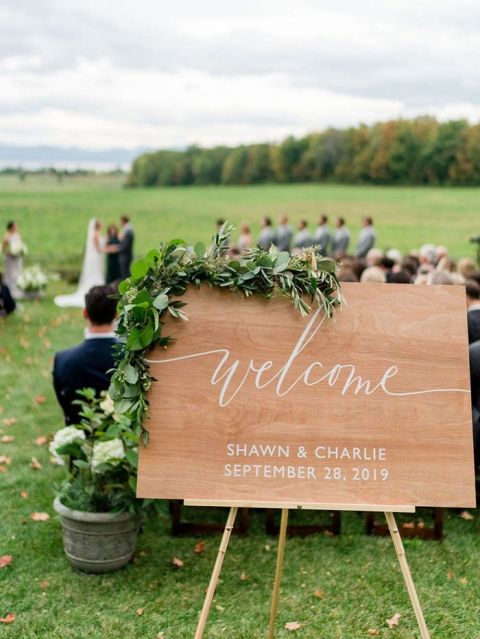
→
(0, 175, 479, 273)
(1, 176, 480, 638)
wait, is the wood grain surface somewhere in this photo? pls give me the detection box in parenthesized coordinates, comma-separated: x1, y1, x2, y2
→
(137, 283, 475, 508)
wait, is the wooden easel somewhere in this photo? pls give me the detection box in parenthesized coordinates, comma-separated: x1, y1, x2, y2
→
(186, 501, 431, 639)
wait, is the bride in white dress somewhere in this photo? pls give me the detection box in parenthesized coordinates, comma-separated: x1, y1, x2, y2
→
(55, 218, 105, 308)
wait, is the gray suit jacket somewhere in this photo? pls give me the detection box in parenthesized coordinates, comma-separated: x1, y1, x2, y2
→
(355, 226, 376, 258)
(274, 225, 293, 252)
(258, 227, 275, 250)
(313, 225, 331, 255)
(332, 227, 350, 258)
(293, 229, 313, 250)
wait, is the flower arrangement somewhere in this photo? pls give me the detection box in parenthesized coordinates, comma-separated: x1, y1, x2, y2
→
(9, 239, 28, 257)
(51, 388, 150, 514)
(17, 264, 49, 292)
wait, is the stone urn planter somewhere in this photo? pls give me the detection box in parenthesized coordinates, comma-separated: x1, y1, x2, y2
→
(54, 497, 139, 573)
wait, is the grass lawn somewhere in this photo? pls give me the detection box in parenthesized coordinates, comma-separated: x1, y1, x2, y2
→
(0, 175, 479, 273)
(1, 176, 480, 638)
(0, 287, 479, 638)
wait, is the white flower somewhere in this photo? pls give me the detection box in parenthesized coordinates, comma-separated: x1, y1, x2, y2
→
(49, 426, 86, 465)
(9, 239, 28, 257)
(99, 393, 115, 416)
(17, 265, 49, 292)
(91, 439, 125, 473)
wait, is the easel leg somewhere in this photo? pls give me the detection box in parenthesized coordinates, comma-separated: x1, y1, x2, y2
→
(267, 508, 289, 639)
(384, 512, 431, 639)
(194, 507, 238, 639)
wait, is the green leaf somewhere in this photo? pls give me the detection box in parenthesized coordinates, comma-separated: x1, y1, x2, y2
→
(125, 364, 139, 385)
(153, 293, 169, 310)
(131, 258, 150, 280)
(194, 241, 205, 257)
(72, 459, 90, 469)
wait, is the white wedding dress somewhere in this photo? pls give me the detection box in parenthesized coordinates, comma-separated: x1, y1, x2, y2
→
(55, 218, 105, 308)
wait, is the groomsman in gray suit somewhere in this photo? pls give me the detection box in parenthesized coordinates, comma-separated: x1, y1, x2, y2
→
(313, 215, 331, 256)
(274, 215, 293, 252)
(258, 216, 275, 250)
(332, 217, 350, 259)
(355, 217, 376, 258)
(293, 219, 313, 250)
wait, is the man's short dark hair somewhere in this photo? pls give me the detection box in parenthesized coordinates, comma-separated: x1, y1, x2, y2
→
(365, 216, 373, 225)
(120, 215, 130, 224)
(264, 216, 272, 226)
(466, 279, 480, 300)
(85, 285, 117, 325)
(379, 257, 395, 270)
(216, 218, 225, 227)
(390, 271, 411, 284)
(6, 220, 15, 231)
(320, 215, 328, 224)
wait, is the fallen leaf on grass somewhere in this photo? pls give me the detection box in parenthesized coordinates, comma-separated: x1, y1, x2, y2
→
(39, 580, 49, 589)
(19, 491, 28, 499)
(30, 512, 50, 522)
(0, 555, 13, 568)
(2, 418, 17, 427)
(459, 577, 468, 585)
(156, 634, 165, 639)
(240, 572, 249, 581)
(447, 569, 454, 580)
(459, 511, 474, 520)
(367, 629, 380, 636)
(0, 455, 11, 464)
(135, 608, 144, 616)
(34, 396, 46, 405)
(171, 557, 184, 568)
(19, 337, 30, 349)
(31, 457, 42, 470)
(35, 436, 48, 446)
(386, 612, 401, 629)
(194, 541, 205, 554)
(314, 590, 325, 599)
(285, 621, 302, 631)
(0, 613, 15, 624)
(0, 466, 7, 473)
(43, 339, 52, 349)
(1, 435, 15, 443)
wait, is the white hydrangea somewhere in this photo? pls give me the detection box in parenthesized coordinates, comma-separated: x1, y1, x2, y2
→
(91, 439, 125, 473)
(49, 426, 86, 466)
(99, 393, 115, 416)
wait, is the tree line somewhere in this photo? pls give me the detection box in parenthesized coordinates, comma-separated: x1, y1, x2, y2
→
(127, 117, 480, 187)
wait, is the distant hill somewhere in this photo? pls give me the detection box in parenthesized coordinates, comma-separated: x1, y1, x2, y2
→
(0, 145, 151, 171)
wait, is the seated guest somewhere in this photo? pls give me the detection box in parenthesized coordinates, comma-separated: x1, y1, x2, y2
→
(53, 285, 118, 424)
(458, 257, 477, 280)
(466, 280, 480, 344)
(469, 340, 480, 468)
(313, 215, 330, 256)
(379, 256, 395, 283)
(390, 271, 411, 284)
(355, 217, 376, 258)
(0, 272, 16, 317)
(274, 215, 293, 252)
(258, 216, 275, 250)
(293, 219, 313, 251)
(332, 217, 350, 260)
(360, 266, 386, 283)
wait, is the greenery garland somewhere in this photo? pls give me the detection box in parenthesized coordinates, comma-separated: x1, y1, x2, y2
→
(109, 224, 343, 443)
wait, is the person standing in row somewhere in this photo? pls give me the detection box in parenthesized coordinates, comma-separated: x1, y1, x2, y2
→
(258, 216, 275, 250)
(274, 215, 293, 252)
(105, 215, 135, 279)
(332, 217, 350, 260)
(293, 219, 312, 250)
(1, 220, 26, 299)
(355, 216, 376, 258)
(313, 215, 331, 256)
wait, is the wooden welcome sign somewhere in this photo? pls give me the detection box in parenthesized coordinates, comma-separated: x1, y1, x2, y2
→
(137, 283, 475, 509)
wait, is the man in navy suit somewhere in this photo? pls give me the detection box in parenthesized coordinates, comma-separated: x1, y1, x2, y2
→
(53, 285, 118, 424)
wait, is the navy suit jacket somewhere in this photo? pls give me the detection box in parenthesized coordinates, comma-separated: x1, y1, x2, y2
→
(53, 337, 117, 424)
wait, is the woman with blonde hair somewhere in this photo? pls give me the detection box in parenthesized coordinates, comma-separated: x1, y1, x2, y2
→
(360, 266, 386, 283)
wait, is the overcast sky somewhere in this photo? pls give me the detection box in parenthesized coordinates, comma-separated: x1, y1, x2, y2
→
(1, 0, 480, 150)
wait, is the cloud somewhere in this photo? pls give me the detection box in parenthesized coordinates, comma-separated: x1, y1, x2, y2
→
(0, 0, 479, 149)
